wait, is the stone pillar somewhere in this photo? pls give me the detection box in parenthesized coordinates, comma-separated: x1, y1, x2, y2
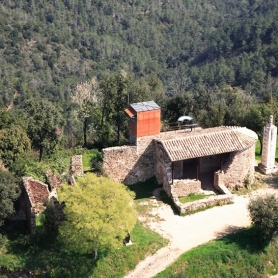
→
(259, 115, 278, 174)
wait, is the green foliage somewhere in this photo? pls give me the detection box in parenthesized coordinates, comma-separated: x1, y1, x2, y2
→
(23, 99, 64, 161)
(10, 154, 48, 181)
(1, 0, 278, 128)
(95, 70, 130, 146)
(90, 151, 103, 174)
(42, 199, 63, 241)
(0, 125, 31, 168)
(0, 110, 30, 167)
(155, 228, 275, 278)
(58, 173, 137, 254)
(178, 193, 212, 204)
(248, 194, 278, 244)
(71, 78, 99, 147)
(0, 170, 20, 225)
(0, 222, 166, 277)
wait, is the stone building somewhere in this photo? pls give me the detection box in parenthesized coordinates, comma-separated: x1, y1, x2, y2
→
(102, 101, 258, 201)
(22, 177, 51, 234)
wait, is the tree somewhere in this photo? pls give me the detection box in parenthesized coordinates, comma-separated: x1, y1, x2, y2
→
(42, 198, 65, 241)
(71, 78, 99, 147)
(0, 125, 31, 168)
(0, 110, 31, 167)
(248, 194, 278, 244)
(58, 173, 137, 257)
(244, 103, 271, 155)
(0, 170, 20, 225)
(98, 70, 129, 145)
(162, 92, 195, 124)
(23, 99, 64, 161)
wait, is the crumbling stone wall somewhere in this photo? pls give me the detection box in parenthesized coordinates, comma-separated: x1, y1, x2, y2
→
(70, 155, 83, 177)
(22, 177, 50, 234)
(172, 179, 202, 197)
(102, 135, 157, 184)
(214, 146, 255, 191)
(102, 146, 137, 183)
(46, 170, 63, 189)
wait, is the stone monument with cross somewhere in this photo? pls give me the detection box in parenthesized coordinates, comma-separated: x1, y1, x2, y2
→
(258, 115, 278, 174)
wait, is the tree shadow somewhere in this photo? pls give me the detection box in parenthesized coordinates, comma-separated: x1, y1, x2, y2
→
(264, 173, 278, 189)
(215, 226, 267, 253)
(127, 176, 162, 200)
(5, 231, 100, 277)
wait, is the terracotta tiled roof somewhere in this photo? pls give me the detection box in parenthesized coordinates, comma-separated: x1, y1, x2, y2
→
(157, 126, 258, 161)
(22, 177, 49, 206)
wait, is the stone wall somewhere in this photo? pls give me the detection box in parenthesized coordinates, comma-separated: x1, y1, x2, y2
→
(102, 145, 138, 184)
(172, 179, 201, 197)
(154, 141, 172, 193)
(161, 172, 233, 214)
(22, 177, 50, 234)
(70, 155, 83, 177)
(102, 135, 157, 184)
(172, 193, 234, 214)
(214, 146, 255, 190)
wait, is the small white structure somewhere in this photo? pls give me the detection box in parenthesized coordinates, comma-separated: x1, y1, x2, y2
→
(259, 115, 278, 174)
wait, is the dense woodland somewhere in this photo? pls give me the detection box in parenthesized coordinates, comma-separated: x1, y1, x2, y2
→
(0, 0, 278, 167)
(1, 1, 278, 276)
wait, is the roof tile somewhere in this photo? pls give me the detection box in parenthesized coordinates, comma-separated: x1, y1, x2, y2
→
(156, 126, 257, 161)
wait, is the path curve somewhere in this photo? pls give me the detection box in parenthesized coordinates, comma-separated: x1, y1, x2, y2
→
(125, 187, 278, 278)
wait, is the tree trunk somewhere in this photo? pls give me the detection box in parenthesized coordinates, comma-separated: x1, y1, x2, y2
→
(92, 250, 98, 259)
(39, 147, 43, 161)
(83, 117, 88, 148)
(117, 125, 120, 145)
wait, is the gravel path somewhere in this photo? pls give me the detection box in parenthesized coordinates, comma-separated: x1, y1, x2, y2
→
(124, 187, 278, 278)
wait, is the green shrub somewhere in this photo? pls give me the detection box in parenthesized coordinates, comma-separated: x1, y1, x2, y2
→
(90, 151, 103, 175)
(248, 194, 278, 244)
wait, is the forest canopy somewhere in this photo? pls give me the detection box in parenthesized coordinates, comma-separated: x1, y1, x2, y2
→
(0, 0, 278, 109)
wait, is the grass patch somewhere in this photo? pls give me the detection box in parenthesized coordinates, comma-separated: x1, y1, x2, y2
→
(0, 222, 167, 278)
(255, 140, 261, 161)
(154, 227, 278, 278)
(256, 138, 278, 163)
(82, 150, 100, 171)
(178, 193, 213, 204)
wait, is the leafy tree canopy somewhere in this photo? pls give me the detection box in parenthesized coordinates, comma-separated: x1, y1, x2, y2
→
(0, 170, 20, 225)
(248, 194, 278, 245)
(0, 125, 31, 167)
(23, 99, 64, 161)
(58, 173, 137, 255)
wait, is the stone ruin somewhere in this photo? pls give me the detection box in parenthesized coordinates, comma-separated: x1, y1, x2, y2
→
(22, 155, 84, 233)
(22, 177, 51, 234)
(68, 155, 83, 184)
(46, 170, 63, 189)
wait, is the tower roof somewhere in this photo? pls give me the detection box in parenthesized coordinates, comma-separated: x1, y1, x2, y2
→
(129, 101, 160, 112)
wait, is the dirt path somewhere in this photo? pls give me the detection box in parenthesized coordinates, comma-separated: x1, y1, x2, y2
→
(124, 187, 278, 278)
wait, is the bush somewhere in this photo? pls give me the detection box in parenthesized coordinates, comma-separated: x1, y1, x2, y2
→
(248, 194, 278, 243)
(90, 151, 103, 175)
